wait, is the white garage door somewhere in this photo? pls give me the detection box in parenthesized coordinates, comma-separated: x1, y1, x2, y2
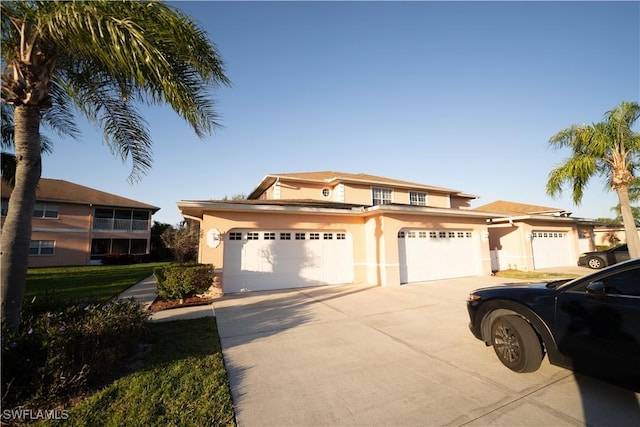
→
(398, 229, 477, 283)
(223, 230, 354, 293)
(531, 231, 574, 269)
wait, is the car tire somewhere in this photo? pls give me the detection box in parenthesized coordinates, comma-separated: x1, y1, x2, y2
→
(490, 315, 543, 373)
(587, 257, 604, 269)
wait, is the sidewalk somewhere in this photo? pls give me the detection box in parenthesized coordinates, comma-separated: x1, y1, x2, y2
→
(117, 275, 215, 323)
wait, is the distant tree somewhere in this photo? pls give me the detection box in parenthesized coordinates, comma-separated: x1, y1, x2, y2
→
(161, 221, 200, 264)
(0, 0, 230, 332)
(150, 221, 173, 261)
(593, 217, 620, 225)
(546, 101, 640, 258)
(222, 194, 247, 200)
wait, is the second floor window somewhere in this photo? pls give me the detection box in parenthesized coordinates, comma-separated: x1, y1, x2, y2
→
(372, 188, 392, 205)
(409, 192, 427, 206)
(33, 203, 59, 218)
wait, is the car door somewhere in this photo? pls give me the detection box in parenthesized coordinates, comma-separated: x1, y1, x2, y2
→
(554, 264, 640, 388)
(612, 245, 630, 263)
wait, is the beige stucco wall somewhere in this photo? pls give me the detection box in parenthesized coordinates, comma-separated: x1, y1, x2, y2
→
(265, 179, 462, 210)
(593, 227, 640, 247)
(488, 219, 585, 271)
(28, 203, 92, 267)
(197, 209, 493, 289)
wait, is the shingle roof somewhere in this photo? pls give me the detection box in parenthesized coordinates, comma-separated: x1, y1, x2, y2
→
(473, 200, 569, 216)
(1, 178, 159, 211)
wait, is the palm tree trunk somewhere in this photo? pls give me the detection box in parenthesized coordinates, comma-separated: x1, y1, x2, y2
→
(0, 105, 42, 332)
(616, 185, 640, 258)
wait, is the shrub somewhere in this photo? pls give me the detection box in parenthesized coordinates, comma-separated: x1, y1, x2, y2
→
(154, 264, 215, 300)
(1, 300, 149, 407)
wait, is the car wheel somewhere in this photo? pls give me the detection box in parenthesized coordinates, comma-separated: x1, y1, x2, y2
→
(587, 257, 604, 269)
(490, 315, 543, 373)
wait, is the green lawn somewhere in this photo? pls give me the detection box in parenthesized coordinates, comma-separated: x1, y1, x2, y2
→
(45, 318, 236, 427)
(25, 263, 168, 305)
(19, 264, 236, 426)
(494, 270, 580, 280)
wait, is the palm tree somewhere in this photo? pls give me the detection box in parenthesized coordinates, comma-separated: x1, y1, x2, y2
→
(2, 103, 54, 185)
(610, 177, 640, 225)
(1, 0, 230, 332)
(547, 101, 640, 259)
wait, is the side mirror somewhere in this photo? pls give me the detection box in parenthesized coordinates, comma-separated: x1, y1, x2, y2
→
(586, 281, 606, 299)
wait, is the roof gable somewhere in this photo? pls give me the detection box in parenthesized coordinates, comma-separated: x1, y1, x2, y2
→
(474, 200, 570, 216)
(1, 178, 159, 211)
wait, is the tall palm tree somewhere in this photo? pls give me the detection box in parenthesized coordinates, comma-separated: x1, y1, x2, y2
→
(2, 103, 55, 185)
(1, 0, 230, 331)
(547, 101, 640, 258)
(610, 177, 640, 225)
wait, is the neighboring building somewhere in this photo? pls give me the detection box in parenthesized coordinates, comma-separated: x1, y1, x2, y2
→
(1, 178, 159, 267)
(473, 200, 597, 272)
(592, 224, 640, 248)
(178, 171, 507, 293)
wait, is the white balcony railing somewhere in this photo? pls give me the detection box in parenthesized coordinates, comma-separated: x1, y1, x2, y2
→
(93, 218, 149, 232)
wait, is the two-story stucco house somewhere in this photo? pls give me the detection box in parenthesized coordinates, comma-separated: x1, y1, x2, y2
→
(1, 178, 159, 267)
(177, 171, 513, 293)
(178, 172, 597, 294)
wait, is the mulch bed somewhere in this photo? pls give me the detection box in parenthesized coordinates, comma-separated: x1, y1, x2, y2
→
(149, 296, 216, 312)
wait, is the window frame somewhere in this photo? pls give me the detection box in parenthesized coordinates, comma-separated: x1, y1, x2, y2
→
(409, 191, 427, 206)
(29, 240, 55, 256)
(371, 187, 393, 206)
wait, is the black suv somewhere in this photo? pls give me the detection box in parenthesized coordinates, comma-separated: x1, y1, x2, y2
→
(467, 258, 639, 391)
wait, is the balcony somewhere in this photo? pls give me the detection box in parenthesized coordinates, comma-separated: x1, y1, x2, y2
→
(93, 218, 150, 232)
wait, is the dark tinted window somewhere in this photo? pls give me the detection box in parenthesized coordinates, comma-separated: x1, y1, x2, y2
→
(601, 268, 640, 296)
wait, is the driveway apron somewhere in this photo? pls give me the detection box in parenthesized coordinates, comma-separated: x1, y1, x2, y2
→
(213, 277, 640, 427)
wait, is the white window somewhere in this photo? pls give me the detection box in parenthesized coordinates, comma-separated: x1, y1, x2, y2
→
(229, 232, 242, 240)
(295, 233, 306, 240)
(30, 240, 55, 255)
(409, 192, 427, 206)
(264, 232, 276, 240)
(323, 233, 333, 240)
(336, 233, 346, 240)
(372, 188, 392, 205)
(280, 233, 291, 240)
(247, 232, 259, 240)
(310, 233, 320, 240)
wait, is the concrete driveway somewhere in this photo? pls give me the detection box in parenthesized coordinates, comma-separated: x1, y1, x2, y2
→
(213, 276, 640, 427)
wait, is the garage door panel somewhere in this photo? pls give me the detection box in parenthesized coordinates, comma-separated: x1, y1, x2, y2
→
(399, 229, 476, 283)
(531, 231, 573, 269)
(224, 230, 353, 293)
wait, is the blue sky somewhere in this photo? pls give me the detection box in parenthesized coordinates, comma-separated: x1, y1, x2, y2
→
(40, 1, 639, 225)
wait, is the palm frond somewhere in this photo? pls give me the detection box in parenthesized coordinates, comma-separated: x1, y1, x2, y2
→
(41, 0, 229, 137)
(66, 66, 152, 183)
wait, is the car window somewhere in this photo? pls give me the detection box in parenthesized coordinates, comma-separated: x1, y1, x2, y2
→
(600, 268, 640, 296)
